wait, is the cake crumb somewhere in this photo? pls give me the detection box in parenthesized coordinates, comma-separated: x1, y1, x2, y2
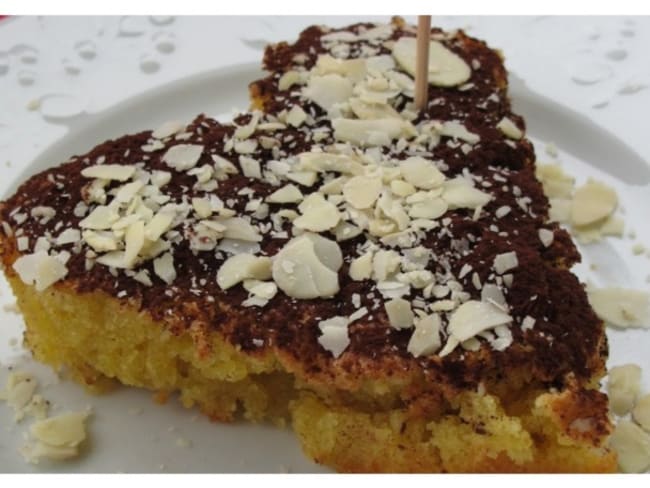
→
(175, 437, 192, 448)
(632, 243, 645, 255)
(545, 142, 559, 158)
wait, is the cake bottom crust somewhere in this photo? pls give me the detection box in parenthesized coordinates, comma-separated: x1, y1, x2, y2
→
(7, 276, 616, 473)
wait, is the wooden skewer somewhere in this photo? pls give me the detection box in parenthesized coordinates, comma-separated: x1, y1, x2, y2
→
(414, 15, 432, 111)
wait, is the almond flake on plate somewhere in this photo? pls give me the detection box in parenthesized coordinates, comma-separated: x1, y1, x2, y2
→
(570, 179, 617, 227)
(632, 394, 650, 432)
(608, 364, 641, 416)
(587, 287, 650, 329)
(22, 411, 90, 464)
(609, 419, 650, 473)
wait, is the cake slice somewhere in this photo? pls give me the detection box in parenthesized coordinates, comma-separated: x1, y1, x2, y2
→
(0, 19, 615, 472)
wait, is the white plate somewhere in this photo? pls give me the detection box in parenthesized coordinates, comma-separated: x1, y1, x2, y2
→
(1, 64, 649, 473)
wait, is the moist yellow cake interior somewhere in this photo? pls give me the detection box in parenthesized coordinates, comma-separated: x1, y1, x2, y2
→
(6, 272, 615, 472)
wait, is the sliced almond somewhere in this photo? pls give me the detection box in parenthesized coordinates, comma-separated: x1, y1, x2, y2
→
(342, 176, 383, 209)
(549, 198, 572, 223)
(570, 180, 617, 227)
(349, 97, 401, 120)
(115, 180, 144, 203)
(79, 206, 119, 230)
(301, 232, 343, 271)
(493, 251, 518, 275)
(332, 118, 415, 147)
(373, 249, 401, 281)
(632, 394, 650, 432)
(588, 287, 650, 329)
(440, 121, 480, 144)
(12, 251, 68, 292)
(287, 171, 318, 187)
(440, 300, 512, 357)
(610, 420, 650, 473)
(153, 252, 176, 284)
(608, 364, 642, 416)
(317, 316, 350, 358)
(286, 105, 308, 127)
(144, 210, 175, 242)
(272, 234, 340, 299)
(152, 120, 184, 139)
(81, 164, 136, 181)
(30, 411, 89, 448)
(390, 179, 416, 197)
(349, 251, 374, 281)
(385, 298, 414, 329)
(334, 221, 363, 241)
(442, 179, 491, 209)
(298, 152, 363, 175)
(243, 279, 278, 300)
(82, 230, 118, 252)
(124, 221, 145, 268)
(2, 372, 38, 421)
(96, 251, 127, 269)
(391, 37, 471, 87)
(221, 217, 262, 242)
(217, 254, 272, 290)
(496, 117, 523, 140)
(294, 193, 341, 232)
(278, 70, 304, 91)
(302, 74, 353, 111)
(538, 228, 554, 247)
(408, 197, 448, 219)
(266, 184, 304, 204)
(239, 156, 262, 179)
(192, 197, 213, 219)
(234, 139, 258, 154)
(536, 164, 575, 199)
(212, 155, 239, 178)
(234, 112, 260, 140)
(314, 54, 367, 82)
(56, 228, 81, 246)
(407, 313, 442, 357)
(162, 144, 203, 171)
(151, 170, 172, 187)
(399, 157, 446, 189)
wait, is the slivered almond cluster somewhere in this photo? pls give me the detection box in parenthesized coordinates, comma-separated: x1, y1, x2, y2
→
(8, 21, 555, 361)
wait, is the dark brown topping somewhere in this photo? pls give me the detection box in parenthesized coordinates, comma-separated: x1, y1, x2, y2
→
(0, 20, 605, 397)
